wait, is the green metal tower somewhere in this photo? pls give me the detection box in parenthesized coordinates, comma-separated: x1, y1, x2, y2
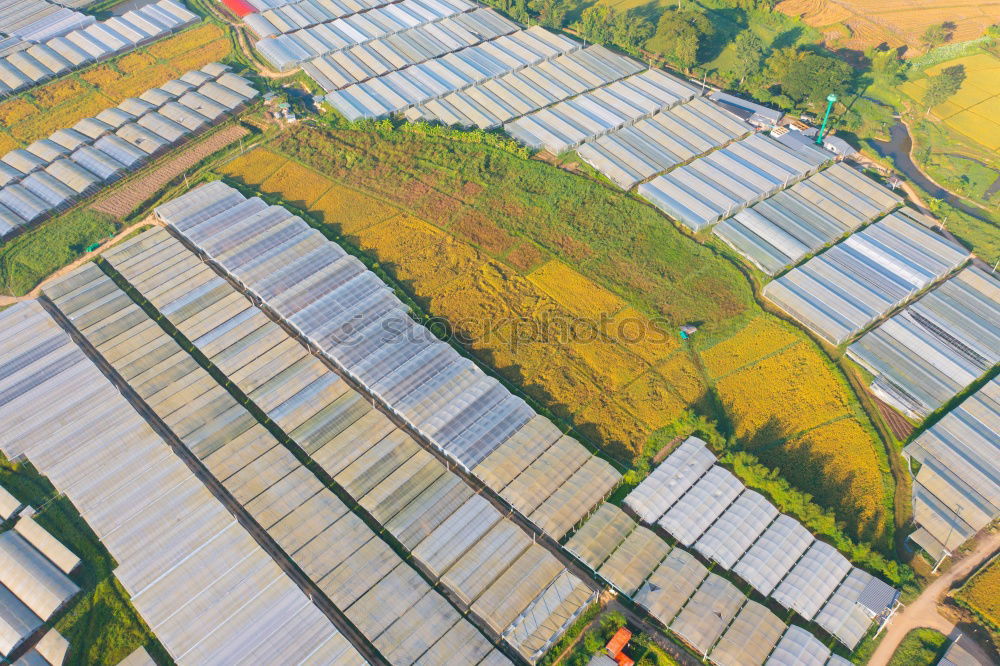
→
(816, 93, 837, 145)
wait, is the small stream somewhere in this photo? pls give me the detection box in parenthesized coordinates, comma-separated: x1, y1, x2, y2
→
(870, 122, 997, 221)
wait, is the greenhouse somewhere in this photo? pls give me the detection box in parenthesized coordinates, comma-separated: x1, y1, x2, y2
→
(624, 436, 715, 523)
(255, 0, 477, 71)
(707, 600, 786, 666)
(407, 44, 644, 130)
(633, 548, 707, 626)
(658, 466, 744, 546)
(637, 133, 832, 231)
(763, 208, 970, 345)
(575, 96, 753, 189)
(325, 27, 580, 120)
(669, 573, 745, 656)
(472, 414, 562, 491)
(814, 568, 898, 649)
(847, 267, 1000, 418)
(765, 626, 831, 666)
(504, 68, 700, 154)
(0, 0, 197, 98)
(694, 489, 778, 569)
(246, 0, 406, 37)
(103, 227, 590, 663)
(564, 503, 637, 571)
(903, 378, 1000, 560)
(772, 541, 852, 620)
(714, 162, 903, 275)
(300, 9, 519, 92)
(0, 531, 79, 621)
(597, 525, 671, 595)
(0, 65, 257, 230)
(733, 514, 814, 596)
(0, 583, 42, 658)
(158, 182, 621, 550)
(0, 299, 360, 665)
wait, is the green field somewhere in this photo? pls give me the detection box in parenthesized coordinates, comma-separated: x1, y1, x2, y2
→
(0, 209, 119, 297)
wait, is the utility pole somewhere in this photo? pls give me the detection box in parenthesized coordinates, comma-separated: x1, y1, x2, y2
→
(816, 93, 837, 145)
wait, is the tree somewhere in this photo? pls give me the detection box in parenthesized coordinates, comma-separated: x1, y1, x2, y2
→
(921, 22, 952, 50)
(923, 64, 966, 110)
(779, 52, 854, 108)
(578, 5, 612, 43)
(645, 9, 714, 70)
(869, 46, 907, 84)
(732, 30, 765, 85)
(531, 0, 568, 29)
(610, 9, 654, 53)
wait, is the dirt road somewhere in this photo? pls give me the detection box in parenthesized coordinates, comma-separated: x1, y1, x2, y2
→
(868, 530, 1000, 666)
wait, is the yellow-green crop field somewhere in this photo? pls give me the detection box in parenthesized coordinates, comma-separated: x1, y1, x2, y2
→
(218, 144, 893, 544)
(901, 53, 1000, 151)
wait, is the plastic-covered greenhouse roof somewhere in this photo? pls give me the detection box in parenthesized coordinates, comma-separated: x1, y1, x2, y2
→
(658, 466, 743, 546)
(765, 626, 831, 666)
(903, 378, 1000, 559)
(694, 489, 778, 569)
(669, 572, 745, 656)
(14, 516, 80, 575)
(847, 267, 999, 419)
(772, 540, 852, 620)
(0, 299, 363, 665)
(814, 568, 890, 649)
(0, 531, 79, 620)
(473, 414, 562, 491)
(763, 208, 970, 345)
(637, 133, 831, 231)
(101, 227, 588, 663)
(301, 9, 518, 93)
(158, 182, 621, 532)
(564, 503, 636, 570)
(576, 96, 753, 189)
(624, 436, 715, 523)
(733, 514, 814, 596)
(633, 547, 707, 626)
(597, 524, 670, 595)
(409, 44, 644, 130)
(715, 162, 902, 275)
(707, 600, 786, 666)
(0, 582, 42, 657)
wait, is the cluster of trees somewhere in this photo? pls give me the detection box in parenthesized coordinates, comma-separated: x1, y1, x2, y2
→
(923, 64, 967, 110)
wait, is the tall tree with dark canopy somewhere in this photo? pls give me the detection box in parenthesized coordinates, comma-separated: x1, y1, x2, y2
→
(923, 64, 967, 111)
(645, 9, 715, 71)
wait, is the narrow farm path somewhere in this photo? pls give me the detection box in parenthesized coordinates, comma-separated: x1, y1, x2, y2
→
(0, 217, 160, 307)
(868, 530, 1000, 666)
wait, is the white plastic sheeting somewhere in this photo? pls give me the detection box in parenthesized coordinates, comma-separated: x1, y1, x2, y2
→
(763, 208, 970, 345)
(623, 436, 714, 523)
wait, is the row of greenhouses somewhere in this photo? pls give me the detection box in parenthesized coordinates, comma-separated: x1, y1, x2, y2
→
(847, 266, 999, 418)
(903, 378, 1000, 561)
(0, 299, 363, 665)
(714, 162, 903, 275)
(324, 26, 579, 120)
(101, 219, 608, 663)
(762, 208, 970, 345)
(301, 8, 519, 91)
(0, 64, 255, 237)
(0, 0, 196, 97)
(620, 437, 898, 650)
(254, 0, 476, 71)
(565, 502, 860, 664)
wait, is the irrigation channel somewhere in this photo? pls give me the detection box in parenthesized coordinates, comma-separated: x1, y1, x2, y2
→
(871, 121, 1000, 221)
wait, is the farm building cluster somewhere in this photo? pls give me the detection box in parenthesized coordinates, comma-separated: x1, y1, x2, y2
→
(0, 63, 256, 237)
(0, 0, 197, 97)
